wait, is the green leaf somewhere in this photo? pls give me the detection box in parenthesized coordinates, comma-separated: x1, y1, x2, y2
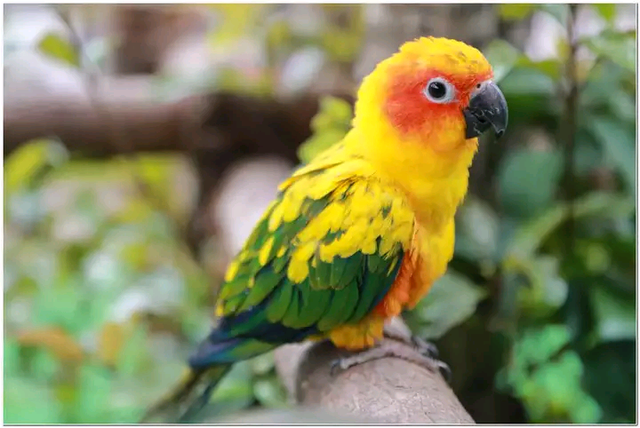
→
(499, 4, 536, 20)
(583, 341, 635, 422)
(497, 147, 563, 219)
(483, 39, 522, 83)
(116, 322, 149, 376)
(589, 285, 635, 342)
(505, 192, 634, 260)
(526, 351, 601, 423)
(516, 56, 562, 80)
(579, 61, 632, 115)
(31, 348, 60, 382)
(317, 95, 353, 125)
(513, 325, 571, 369)
(607, 89, 636, 124)
(407, 271, 487, 339)
(75, 364, 112, 422)
(298, 130, 347, 164)
(574, 131, 603, 176)
(499, 67, 556, 96)
(505, 255, 569, 319)
(584, 31, 635, 73)
(455, 197, 500, 265)
(297, 96, 353, 163)
(578, 242, 611, 274)
(208, 4, 266, 47)
(32, 281, 84, 334)
(4, 139, 69, 193)
(586, 116, 635, 190)
(4, 376, 63, 423)
(499, 326, 602, 423)
(4, 339, 21, 374)
(592, 4, 617, 23)
(38, 32, 80, 67)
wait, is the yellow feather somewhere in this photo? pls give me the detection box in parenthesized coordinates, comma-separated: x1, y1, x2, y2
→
(258, 236, 275, 266)
(268, 202, 285, 232)
(224, 260, 240, 282)
(287, 259, 309, 283)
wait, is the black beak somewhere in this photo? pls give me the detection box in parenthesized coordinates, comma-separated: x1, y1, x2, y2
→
(463, 81, 508, 139)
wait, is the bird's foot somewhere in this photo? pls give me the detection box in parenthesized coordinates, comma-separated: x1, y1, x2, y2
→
(382, 325, 452, 383)
(383, 325, 439, 358)
(330, 340, 451, 383)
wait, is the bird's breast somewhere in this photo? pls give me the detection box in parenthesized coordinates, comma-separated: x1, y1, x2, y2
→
(374, 217, 455, 318)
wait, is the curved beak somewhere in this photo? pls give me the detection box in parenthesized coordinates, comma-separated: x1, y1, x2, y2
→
(463, 80, 508, 139)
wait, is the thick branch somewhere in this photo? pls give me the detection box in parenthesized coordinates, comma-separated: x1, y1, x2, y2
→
(3, 80, 333, 159)
(273, 319, 474, 424)
(3, 89, 205, 157)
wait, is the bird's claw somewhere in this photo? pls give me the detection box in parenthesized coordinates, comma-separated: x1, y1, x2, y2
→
(329, 345, 394, 377)
(410, 335, 439, 359)
(381, 325, 452, 384)
(329, 358, 345, 376)
(328, 341, 452, 384)
(407, 336, 451, 384)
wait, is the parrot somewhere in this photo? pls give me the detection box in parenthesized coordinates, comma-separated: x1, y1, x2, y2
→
(142, 36, 508, 423)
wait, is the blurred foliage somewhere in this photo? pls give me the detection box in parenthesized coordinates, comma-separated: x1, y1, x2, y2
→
(4, 141, 289, 423)
(4, 3, 636, 425)
(37, 32, 79, 68)
(297, 95, 353, 163)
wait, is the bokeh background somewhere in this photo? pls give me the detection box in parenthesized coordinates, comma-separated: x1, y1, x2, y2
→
(3, 3, 637, 424)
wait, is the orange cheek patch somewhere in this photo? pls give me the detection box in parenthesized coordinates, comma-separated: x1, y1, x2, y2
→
(383, 69, 461, 137)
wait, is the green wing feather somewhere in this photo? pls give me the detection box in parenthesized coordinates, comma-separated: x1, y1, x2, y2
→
(215, 153, 414, 340)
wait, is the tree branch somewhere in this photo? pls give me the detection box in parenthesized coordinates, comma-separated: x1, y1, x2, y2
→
(561, 4, 580, 265)
(273, 318, 474, 424)
(3, 87, 205, 157)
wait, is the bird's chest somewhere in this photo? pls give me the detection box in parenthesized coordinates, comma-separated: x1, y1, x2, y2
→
(375, 219, 455, 318)
(405, 220, 456, 307)
(411, 219, 455, 297)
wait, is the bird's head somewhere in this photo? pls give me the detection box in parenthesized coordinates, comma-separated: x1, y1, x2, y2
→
(352, 37, 508, 180)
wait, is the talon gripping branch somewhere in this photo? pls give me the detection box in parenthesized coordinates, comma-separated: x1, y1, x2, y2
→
(142, 36, 508, 423)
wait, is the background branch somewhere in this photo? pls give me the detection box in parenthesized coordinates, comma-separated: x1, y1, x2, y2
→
(3, 85, 205, 157)
(560, 4, 580, 268)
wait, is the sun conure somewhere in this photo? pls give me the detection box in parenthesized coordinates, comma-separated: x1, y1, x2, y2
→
(142, 36, 508, 422)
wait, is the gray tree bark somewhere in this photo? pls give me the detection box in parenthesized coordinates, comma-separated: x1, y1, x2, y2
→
(273, 318, 474, 424)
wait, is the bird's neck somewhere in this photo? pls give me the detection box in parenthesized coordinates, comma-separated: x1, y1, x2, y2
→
(344, 126, 477, 231)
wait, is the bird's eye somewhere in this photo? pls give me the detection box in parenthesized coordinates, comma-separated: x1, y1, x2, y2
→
(423, 77, 455, 104)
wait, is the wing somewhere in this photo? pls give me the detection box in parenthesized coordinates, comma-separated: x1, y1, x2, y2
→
(214, 145, 415, 343)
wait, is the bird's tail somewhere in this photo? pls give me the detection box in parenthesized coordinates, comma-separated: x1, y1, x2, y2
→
(140, 364, 231, 424)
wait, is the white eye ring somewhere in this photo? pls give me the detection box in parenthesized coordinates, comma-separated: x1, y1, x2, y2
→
(423, 77, 456, 104)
